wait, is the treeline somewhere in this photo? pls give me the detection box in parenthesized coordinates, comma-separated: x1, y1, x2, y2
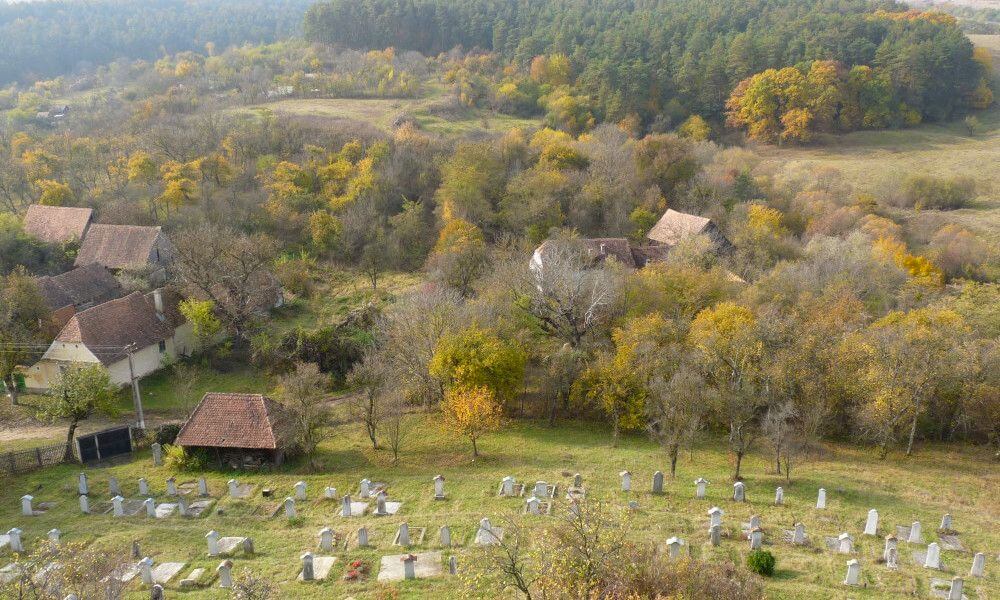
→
(0, 0, 313, 84)
(303, 0, 986, 130)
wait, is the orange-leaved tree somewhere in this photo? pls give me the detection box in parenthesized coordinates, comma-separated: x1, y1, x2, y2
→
(442, 385, 504, 458)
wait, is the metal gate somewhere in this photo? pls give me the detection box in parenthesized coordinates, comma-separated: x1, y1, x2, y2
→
(76, 426, 133, 463)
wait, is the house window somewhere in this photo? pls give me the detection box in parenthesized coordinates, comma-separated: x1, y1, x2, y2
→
(158, 340, 167, 353)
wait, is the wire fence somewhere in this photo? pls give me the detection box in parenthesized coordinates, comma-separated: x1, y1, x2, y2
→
(0, 442, 70, 476)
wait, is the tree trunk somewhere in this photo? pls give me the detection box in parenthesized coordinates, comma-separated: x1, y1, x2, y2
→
(611, 420, 620, 448)
(4, 374, 19, 406)
(669, 444, 679, 478)
(905, 399, 921, 456)
(733, 450, 744, 481)
(64, 419, 79, 462)
(775, 448, 782, 475)
(471, 436, 479, 458)
(548, 392, 559, 427)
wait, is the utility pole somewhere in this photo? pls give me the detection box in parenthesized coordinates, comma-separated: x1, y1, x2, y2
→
(125, 343, 146, 430)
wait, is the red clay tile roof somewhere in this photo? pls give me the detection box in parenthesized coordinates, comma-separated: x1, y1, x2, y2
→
(35, 263, 122, 311)
(55, 291, 176, 364)
(74, 224, 166, 269)
(582, 238, 637, 267)
(175, 393, 292, 450)
(23, 205, 92, 244)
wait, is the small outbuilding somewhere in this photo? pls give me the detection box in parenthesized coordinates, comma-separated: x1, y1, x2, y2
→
(175, 393, 295, 468)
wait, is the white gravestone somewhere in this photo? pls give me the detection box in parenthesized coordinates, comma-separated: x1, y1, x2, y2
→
(79, 494, 90, 514)
(319, 527, 334, 552)
(924, 542, 941, 569)
(709, 524, 721, 546)
(884, 535, 898, 561)
(144, 498, 155, 517)
(434, 475, 446, 500)
(908, 521, 922, 544)
(774, 486, 783, 505)
(138, 478, 149, 496)
(48, 528, 60, 549)
(525, 496, 540, 515)
(708, 506, 723, 529)
(358, 527, 369, 547)
(206, 530, 220, 556)
(749, 515, 762, 531)
(359, 479, 371, 499)
(21, 494, 33, 516)
(198, 478, 208, 497)
(151, 443, 162, 466)
(228, 479, 239, 498)
(733, 482, 745, 502)
(440, 525, 451, 547)
(376, 493, 388, 516)
(397, 522, 411, 546)
(940, 514, 952, 531)
(217, 560, 233, 588)
(970, 552, 985, 577)
(816, 488, 826, 509)
(619, 471, 631, 492)
(139, 557, 154, 585)
(501, 476, 515, 497)
(7, 528, 23, 552)
(300, 552, 315, 581)
(166, 477, 177, 496)
(838, 533, 853, 554)
(793, 523, 806, 545)
(695, 477, 708, 498)
(864, 509, 879, 536)
(177, 495, 188, 517)
(402, 554, 417, 580)
(295, 481, 307, 501)
(652, 471, 664, 494)
(948, 577, 963, 600)
(534, 481, 548, 498)
(342, 495, 352, 517)
(112, 495, 125, 517)
(284, 497, 297, 518)
(324, 486, 337, 499)
(844, 559, 860, 586)
(665, 537, 684, 558)
(749, 528, 763, 550)
(78, 473, 88, 495)
(109, 476, 121, 496)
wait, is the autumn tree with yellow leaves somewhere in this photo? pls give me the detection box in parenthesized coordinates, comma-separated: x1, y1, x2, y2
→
(442, 385, 504, 458)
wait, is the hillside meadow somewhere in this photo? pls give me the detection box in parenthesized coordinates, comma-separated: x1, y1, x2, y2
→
(0, 419, 997, 599)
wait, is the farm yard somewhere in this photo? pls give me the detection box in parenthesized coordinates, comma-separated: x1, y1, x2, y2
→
(0, 420, 997, 599)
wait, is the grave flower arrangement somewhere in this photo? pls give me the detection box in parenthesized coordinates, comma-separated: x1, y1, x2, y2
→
(343, 559, 369, 581)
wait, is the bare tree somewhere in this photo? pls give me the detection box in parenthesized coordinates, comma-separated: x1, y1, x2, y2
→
(0, 542, 131, 599)
(464, 513, 539, 599)
(647, 363, 708, 477)
(231, 568, 277, 600)
(519, 237, 623, 349)
(275, 362, 331, 469)
(382, 389, 410, 464)
(172, 223, 280, 343)
(346, 351, 387, 449)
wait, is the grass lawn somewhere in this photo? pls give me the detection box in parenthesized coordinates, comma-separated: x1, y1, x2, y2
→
(0, 418, 996, 599)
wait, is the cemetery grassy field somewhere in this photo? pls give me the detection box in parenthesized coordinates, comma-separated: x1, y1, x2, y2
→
(1, 417, 998, 599)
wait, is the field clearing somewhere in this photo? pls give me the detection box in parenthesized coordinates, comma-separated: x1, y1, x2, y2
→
(0, 418, 997, 599)
(243, 96, 540, 136)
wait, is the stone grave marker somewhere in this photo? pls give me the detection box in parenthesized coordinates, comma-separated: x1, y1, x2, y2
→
(377, 551, 443, 582)
(324, 486, 337, 499)
(359, 479, 372, 499)
(6, 529, 22, 553)
(20, 495, 33, 516)
(792, 523, 806, 545)
(924, 542, 942, 569)
(449, 555, 457, 575)
(695, 477, 708, 499)
(206, 531, 220, 556)
(440, 526, 452, 547)
(838, 533, 853, 554)
(733, 482, 745, 502)
(217, 560, 233, 588)
(112, 495, 125, 517)
(939, 514, 952, 532)
(652, 471, 664, 494)
(78, 473, 88, 495)
(298, 553, 337, 581)
(749, 528, 763, 550)
(844, 559, 860, 586)
(166, 477, 177, 497)
(474, 518, 504, 545)
(138, 478, 149, 496)
(47, 529, 60, 550)
(215, 535, 249, 556)
(433, 475, 446, 500)
(295, 481, 307, 501)
(179, 567, 205, 589)
(397, 522, 411, 546)
(619, 471, 631, 492)
(198, 478, 208, 497)
(319, 527, 334, 552)
(908, 521, 923, 544)
(155, 503, 177, 518)
(865, 509, 879, 536)
(139, 558, 154, 585)
(151, 443, 162, 466)
(708, 507, 723, 529)
(970, 552, 985, 577)
(109, 477, 121, 497)
(357, 527, 369, 548)
(573, 473, 583, 487)
(816, 488, 827, 509)
(774, 486, 783, 505)
(665, 537, 684, 558)
(709, 524, 721, 546)
(284, 497, 296, 518)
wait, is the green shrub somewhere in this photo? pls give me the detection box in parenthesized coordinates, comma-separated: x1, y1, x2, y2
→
(163, 444, 207, 472)
(155, 423, 181, 445)
(746, 550, 775, 577)
(904, 175, 975, 210)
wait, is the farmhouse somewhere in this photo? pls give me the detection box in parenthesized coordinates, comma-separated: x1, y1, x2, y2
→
(175, 392, 295, 468)
(34, 263, 123, 334)
(74, 224, 174, 284)
(646, 208, 733, 253)
(21, 288, 195, 391)
(22, 204, 93, 244)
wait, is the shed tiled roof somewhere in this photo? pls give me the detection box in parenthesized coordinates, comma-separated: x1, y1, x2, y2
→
(646, 209, 713, 246)
(74, 224, 165, 269)
(23, 205, 92, 243)
(55, 291, 176, 364)
(35, 263, 122, 311)
(582, 238, 637, 267)
(175, 393, 292, 450)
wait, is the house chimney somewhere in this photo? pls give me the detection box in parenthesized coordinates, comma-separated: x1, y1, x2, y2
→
(152, 289, 164, 317)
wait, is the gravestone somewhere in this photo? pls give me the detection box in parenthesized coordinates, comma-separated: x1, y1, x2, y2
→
(924, 542, 941, 569)
(774, 486, 783, 505)
(573, 473, 583, 487)
(166, 477, 177, 497)
(21, 495, 33, 516)
(242, 538, 254, 555)
(376, 493, 388, 516)
(844, 559, 860, 586)
(300, 553, 314, 581)
(109, 477, 121, 497)
(816, 488, 826, 509)
(151, 584, 164, 600)
(749, 528, 763, 550)
(619, 471, 631, 492)
(206, 530, 220, 557)
(144, 498, 155, 517)
(402, 554, 417, 580)
(709, 524, 721, 546)
(449, 555, 457, 575)
(534, 481, 548, 498)
(319, 527, 334, 552)
(132, 540, 141, 559)
(908, 521, 923, 544)
(79, 494, 90, 514)
(749, 515, 762, 531)
(474, 517, 503, 545)
(7, 528, 23, 552)
(284, 497, 296, 518)
(500, 476, 516, 497)
(139, 557, 154, 585)
(112, 495, 125, 517)
(440, 526, 451, 547)
(665, 537, 683, 558)
(526, 496, 540, 515)
(397, 522, 411, 546)
(695, 477, 708, 499)
(652, 471, 664, 494)
(793, 523, 806, 545)
(138, 478, 149, 496)
(324, 486, 337, 499)
(838, 533, 853, 554)
(198, 478, 208, 497)
(948, 577, 963, 600)
(970, 552, 985, 577)
(78, 473, 89, 495)
(884, 534, 898, 561)
(865, 509, 879, 536)
(180, 568, 205, 588)
(434, 475, 446, 500)
(228, 480, 239, 498)
(733, 482, 745, 502)
(47, 528, 60, 549)
(341, 495, 351, 517)
(177, 496, 188, 517)
(358, 527, 369, 547)
(151, 443, 162, 466)
(217, 560, 233, 588)
(295, 481, 307, 501)
(359, 479, 372, 499)
(708, 507, 723, 529)
(376, 552, 443, 582)
(939, 514, 952, 531)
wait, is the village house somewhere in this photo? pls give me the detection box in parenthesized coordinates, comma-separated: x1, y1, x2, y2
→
(74, 224, 174, 284)
(646, 208, 733, 253)
(175, 392, 295, 468)
(34, 263, 123, 335)
(21, 288, 195, 391)
(22, 204, 93, 244)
